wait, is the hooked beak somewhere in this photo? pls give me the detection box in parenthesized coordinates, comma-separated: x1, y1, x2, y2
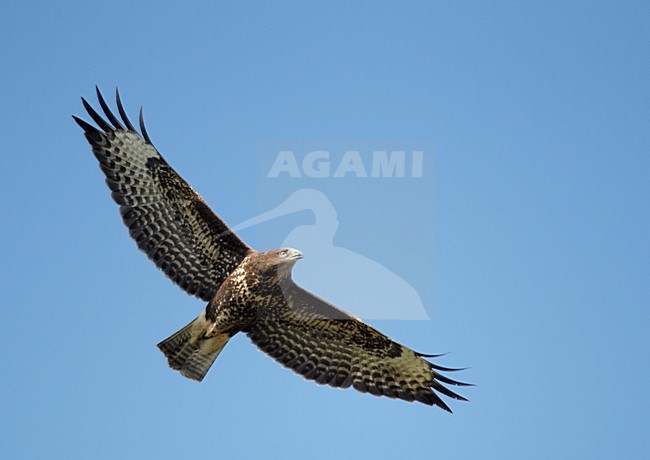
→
(289, 249, 303, 260)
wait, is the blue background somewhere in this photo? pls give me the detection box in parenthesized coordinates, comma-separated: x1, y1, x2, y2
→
(1, 1, 648, 458)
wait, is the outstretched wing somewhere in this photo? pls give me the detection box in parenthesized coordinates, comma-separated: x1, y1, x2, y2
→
(244, 282, 470, 411)
(74, 87, 253, 301)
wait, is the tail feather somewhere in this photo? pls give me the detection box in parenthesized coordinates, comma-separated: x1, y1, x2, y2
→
(180, 351, 223, 381)
(157, 314, 229, 382)
(158, 319, 196, 366)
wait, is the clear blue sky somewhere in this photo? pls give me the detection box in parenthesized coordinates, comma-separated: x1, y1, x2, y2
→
(1, 1, 648, 458)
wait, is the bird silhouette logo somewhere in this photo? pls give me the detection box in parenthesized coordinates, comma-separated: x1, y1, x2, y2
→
(233, 188, 431, 320)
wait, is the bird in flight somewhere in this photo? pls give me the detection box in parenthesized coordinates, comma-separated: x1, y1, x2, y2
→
(74, 88, 470, 411)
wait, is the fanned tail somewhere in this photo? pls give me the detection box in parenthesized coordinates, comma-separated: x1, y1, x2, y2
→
(157, 314, 229, 382)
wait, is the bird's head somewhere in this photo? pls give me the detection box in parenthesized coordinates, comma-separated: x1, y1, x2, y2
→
(253, 247, 303, 279)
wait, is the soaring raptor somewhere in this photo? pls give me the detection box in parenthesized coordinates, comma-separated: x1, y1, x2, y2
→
(74, 88, 470, 411)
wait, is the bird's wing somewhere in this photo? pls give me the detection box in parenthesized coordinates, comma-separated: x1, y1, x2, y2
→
(244, 282, 470, 411)
(74, 88, 253, 301)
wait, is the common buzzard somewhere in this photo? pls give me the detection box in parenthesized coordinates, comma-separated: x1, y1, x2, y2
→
(74, 88, 470, 411)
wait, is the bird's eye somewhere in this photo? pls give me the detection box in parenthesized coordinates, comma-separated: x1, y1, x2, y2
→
(279, 250, 288, 257)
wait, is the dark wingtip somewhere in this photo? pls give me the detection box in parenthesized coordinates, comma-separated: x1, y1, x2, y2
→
(95, 86, 124, 130)
(115, 87, 136, 131)
(139, 106, 152, 144)
(416, 351, 448, 358)
(427, 393, 453, 413)
(81, 97, 113, 132)
(428, 361, 468, 372)
(419, 352, 468, 373)
(72, 114, 100, 135)
(434, 397, 453, 413)
(442, 378, 475, 388)
(433, 378, 470, 401)
(458, 381, 475, 387)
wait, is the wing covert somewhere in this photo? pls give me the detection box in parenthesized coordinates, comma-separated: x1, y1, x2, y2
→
(74, 87, 253, 301)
